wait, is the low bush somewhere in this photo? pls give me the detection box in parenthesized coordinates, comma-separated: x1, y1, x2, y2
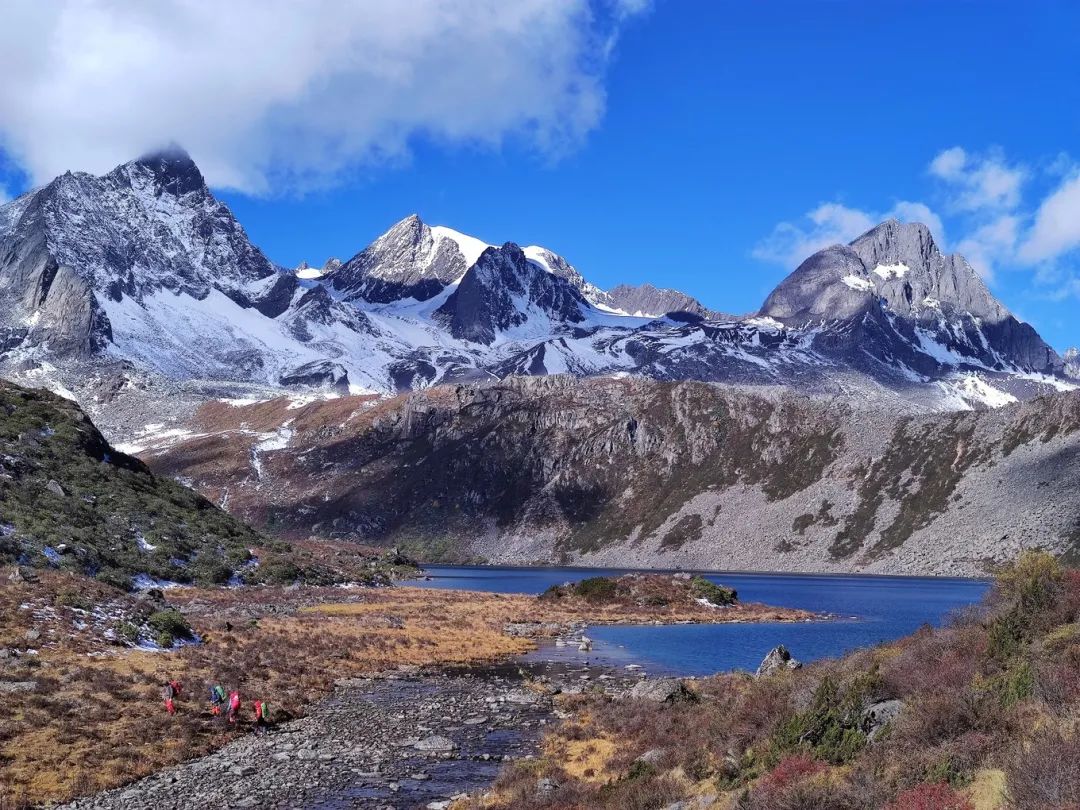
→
(771, 671, 879, 765)
(574, 576, 619, 603)
(690, 575, 737, 605)
(884, 782, 973, 810)
(146, 609, 193, 648)
(1005, 727, 1080, 810)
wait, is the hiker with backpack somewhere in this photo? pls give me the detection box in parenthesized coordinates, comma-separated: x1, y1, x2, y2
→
(227, 689, 241, 724)
(209, 683, 226, 716)
(162, 679, 183, 715)
(253, 699, 269, 734)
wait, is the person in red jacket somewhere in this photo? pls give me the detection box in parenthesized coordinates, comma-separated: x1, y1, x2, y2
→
(253, 699, 268, 734)
(162, 679, 183, 715)
(227, 689, 241, 724)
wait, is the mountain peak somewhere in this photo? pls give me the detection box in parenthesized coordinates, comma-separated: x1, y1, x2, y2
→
(126, 143, 205, 196)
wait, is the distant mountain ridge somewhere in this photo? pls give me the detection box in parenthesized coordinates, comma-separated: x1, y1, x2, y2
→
(0, 148, 1074, 428)
(137, 376, 1080, 576)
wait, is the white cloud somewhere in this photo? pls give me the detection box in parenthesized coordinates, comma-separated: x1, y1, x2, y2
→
(0, 0, 646, 193)
(0, 185, 9, 205)
(1017, 170, 1080, 264)
(928, 146, 1025, 212)
(753, 200, 944, 269)
(955, 215, 1019, 281)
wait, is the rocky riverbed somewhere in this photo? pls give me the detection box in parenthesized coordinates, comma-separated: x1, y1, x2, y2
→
(59, 662, 640, 810)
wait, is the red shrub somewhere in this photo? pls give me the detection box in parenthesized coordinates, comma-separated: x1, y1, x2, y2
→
(885, 782, 973, 810)
(748, 754, 831, 807)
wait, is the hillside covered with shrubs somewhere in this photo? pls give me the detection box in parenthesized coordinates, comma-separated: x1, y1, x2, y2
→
(491, 552, 1080, 809)
(0, 381, 270, 588)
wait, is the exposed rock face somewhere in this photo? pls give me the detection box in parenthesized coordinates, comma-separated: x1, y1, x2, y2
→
(434, 243, 588, 344)
(1065, 348, 1080, 379)
(762, 221, 1062, 377)
(329, 214, 471, 303)
(861, 699, 904, 740)
(755, 645, 802, 677)
(0, 152, 1072, 411)
(139, 376, 1080, 576)
(626, 678, 697, 704)
(607, 283, 724, 319)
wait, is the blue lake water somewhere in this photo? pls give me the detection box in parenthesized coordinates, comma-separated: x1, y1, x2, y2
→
(415, 565, 990, 677)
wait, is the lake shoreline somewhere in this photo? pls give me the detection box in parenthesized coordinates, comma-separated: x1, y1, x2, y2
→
(417, 560, 993, 584)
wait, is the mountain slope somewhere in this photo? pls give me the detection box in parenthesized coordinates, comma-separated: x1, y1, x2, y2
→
(762, 220, 1061, 378)
(0, 379, 264, 588)
(137, 376, 1080, 576)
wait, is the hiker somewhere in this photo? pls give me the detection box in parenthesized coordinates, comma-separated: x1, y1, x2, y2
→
(209, 683, 226, 716)
(227, 689, 241, 724)
(253, 699, 268, 734)
(162, 679, 183, 715)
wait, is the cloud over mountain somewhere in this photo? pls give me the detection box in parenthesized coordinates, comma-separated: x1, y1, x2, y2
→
(0, 0, 646, 193)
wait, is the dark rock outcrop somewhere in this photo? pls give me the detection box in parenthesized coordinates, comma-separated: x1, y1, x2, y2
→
(434, 243, 588, 344)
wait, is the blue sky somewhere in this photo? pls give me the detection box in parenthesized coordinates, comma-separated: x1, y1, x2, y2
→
(2, 0, 1080, 349)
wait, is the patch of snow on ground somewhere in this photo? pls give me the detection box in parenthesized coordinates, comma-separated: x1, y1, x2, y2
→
(132, 573, 186, 591)
(842, 275, 875, 292)
(950, 374, 1018, 408)
(745, 316, 784, 332)
(115, 426, 196, 455)
(136, 535, 157, 552)
(872, 263, 910, 280)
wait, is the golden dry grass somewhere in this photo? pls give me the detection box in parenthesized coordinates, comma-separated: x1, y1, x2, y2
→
(0, 582, 534, 807)
(0, 578, 812, 807)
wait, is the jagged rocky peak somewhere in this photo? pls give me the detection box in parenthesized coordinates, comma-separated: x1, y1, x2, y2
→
(0, 145, 290, 367)
(1065, 348, 1080, 379)
(763, 219, 1003, 323)
(759, 244, 874, 323)
(434, 242, 589, 344)
(760, 218, 1061, 375)
(123, 143, 206, 197)
(329, 213, 479, 303)
(848, 219, 1008, 322)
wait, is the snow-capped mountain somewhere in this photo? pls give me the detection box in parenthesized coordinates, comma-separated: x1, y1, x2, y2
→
(0, 148, 1074, 421)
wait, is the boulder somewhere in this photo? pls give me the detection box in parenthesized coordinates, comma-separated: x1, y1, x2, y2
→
(536, 777, 559, 796)
(413, 735, 457, 753)
(861, 699, 905, 740)
(755, 645, 802, 677)
(635, 749, 665, 766)
(0, 681, 37, 693)
(627, 678, 698, 704)
(45, 479, 66, 497)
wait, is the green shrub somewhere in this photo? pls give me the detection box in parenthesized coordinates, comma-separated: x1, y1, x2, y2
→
(253, 558, 302, 586)
(574, 576, 618, 603)
(771, 671, 879, 765)
(690, 576, 738, 605)
(54, 588, 93, 611)
(114, 621, 141, 644)
(146, 609, 193, 648)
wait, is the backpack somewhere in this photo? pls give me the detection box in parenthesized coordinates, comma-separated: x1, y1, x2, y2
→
(162, 683, 174, 700)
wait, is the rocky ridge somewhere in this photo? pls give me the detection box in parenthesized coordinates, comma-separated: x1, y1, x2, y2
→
(0, 149, 1074, 420)
(137, 376, 1080, 575)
